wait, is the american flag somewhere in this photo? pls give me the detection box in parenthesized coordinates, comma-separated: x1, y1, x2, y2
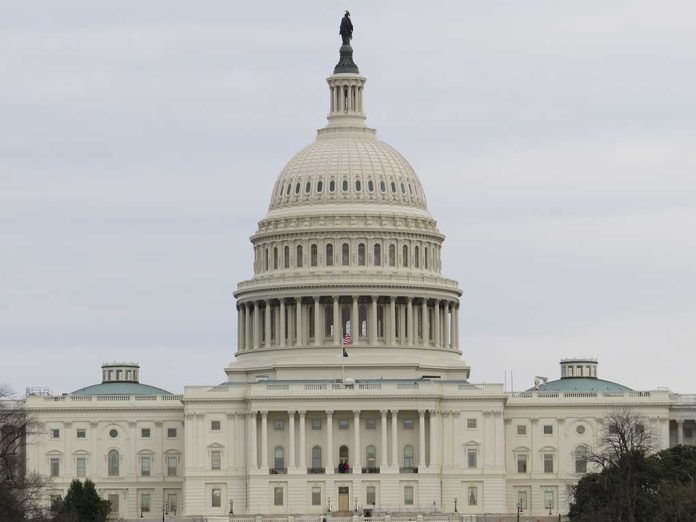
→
(342, 333, 352, 346)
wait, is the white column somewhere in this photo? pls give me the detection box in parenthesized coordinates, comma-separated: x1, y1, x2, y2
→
(299, 411, 307, 470)
(389, 297, 396, 346)
(279, 299, 286, 347)
(444, 302, 451, 349)
(429, 411, 439, 468)
(333, 296, 341, 345)
(314, 296, 321, 346)
(422, 300, 429, 346)
(237, 306, 244, 350)
(245, 304, 252, 350)
(406, 298, 414, 346)
(296, 297, 303, 346)
(253, 303, 261, 349)
(260, 411, 268, 469)
(288, 411, 295, 470)
(264, 300, 271, 347)
(249, 412, 257, 470)
(450, 303, 457, 350)
(454, 304, 459, 350)
(391, 410, 399, 469)
(677, 419, 684, 445)
(433, 300, 440, 347)
(398, 302, 406, 344)
(380, 410, 388, 470)
(369, 296, 378, 345)
(351, 296, 359, 343)
(418, 410, 426, 470)
(353, 410, 362, 473)
(326, 411, 334, 473)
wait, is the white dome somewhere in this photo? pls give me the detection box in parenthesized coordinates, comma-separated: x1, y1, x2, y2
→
(268, 129, 428, 213)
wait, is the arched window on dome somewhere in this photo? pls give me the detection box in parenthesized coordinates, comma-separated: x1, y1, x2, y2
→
(374, 244, 382, 266)
(380, 181, 386, 193)
(408, 184, 413, 195)
(317, 181, 323, 193)
(330, 180, 336, 192)
(296, 245, 303, 268)
(286, 183, 291, 196)
(424, 247, 429, 270)
(368, 180, 374, 192)
(358, 243, 366, 266)
(391, 181, 397, 193)
(342, 243, 350, 266)
(295, 183, 300, 195)
(417, 306, 423, 341)
(342, 180, 348, 192)
(414, 246, 420, 268)
(355, 180, 362, 192)
(341, 305, 351, 336)
(326, 244, 334, 266)
(402, 245, 409, 268)
(311, 244, 318, 267)
(108, 449, 119, 477)
(273, 247, 279, 270)
(428, 307, 434, 341)
(284, 246, 290, 269)
(377, 305, 384, 338)
(389, 244, 396, 267)
(359, 304, 367, 338)
(401, 183, 406, 194)
(325, 304, 334, 339)
(265, 248, 269, 271)
(308, 304, 315, 340)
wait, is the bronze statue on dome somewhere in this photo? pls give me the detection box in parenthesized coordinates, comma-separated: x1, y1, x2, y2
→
(340, 11, 353, 45)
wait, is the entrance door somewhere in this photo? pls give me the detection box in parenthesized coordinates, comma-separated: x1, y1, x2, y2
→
(338, 487, 350, 512)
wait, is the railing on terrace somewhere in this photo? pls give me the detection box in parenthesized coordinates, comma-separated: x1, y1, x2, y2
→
(237, 272, 460, 290)
(307, 467, 325, 474)
(399, 466, 418, 474)
(33, 394, 183, 403)
(362, 466, 381, 474)
(269, 467, 287, 474)
(509, 390, 663, 399)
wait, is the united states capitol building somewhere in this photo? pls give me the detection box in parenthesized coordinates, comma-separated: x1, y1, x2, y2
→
(24, 19, 696, 521)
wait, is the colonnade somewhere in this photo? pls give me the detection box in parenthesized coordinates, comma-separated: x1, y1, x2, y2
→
(247, 409, 438, 473)
(236, 296, 459, 352)
(329, 81, 364, 114)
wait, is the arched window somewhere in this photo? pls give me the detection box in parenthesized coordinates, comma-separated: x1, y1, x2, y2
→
(424, 247, 429, 269)
(326, 244, 334, 266)
(284, 246, 290, 269)
(108, 449, 119, 476)
(368, 180, 374, 192)
(575, 447, 588, 473)
(274, 446, 285, 470)
(358, 243, 366, 266)
(265, 248, 269, 271)
(342, 243, 350, 266)
(311, 244, 318, 267)
(402, 245, 409, 267)
(296, 245, 303, 268)
(295, 183, 300, 194)
(403, 445, 414, 469)
(341, 305, 351, 336)
(312, 446, 322, 469)
(273, 247, 278, 270)
(325, 304, 334, 338)
(317, 180, 323, 193)
(286, 183, 291, 195)
(380, 181, 386, 193)
(400, 183, 406, 194)
(330, 180, 336, 192)
(339, 445, 349, 465)
(391, 181, 396, 193)
(305, 181, 311, 193)
(366, 445, 377, 468)
(342, 180, 348, 192)
(377, 305, 384, 338)
(414, 246, 420, 268)
(389, 244, 396, 267)
(359, 304, 367, 337)
(374, 244, 382, 266)
(308, 305, 315, 339)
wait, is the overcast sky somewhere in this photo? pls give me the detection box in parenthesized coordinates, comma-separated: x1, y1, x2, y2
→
(2, 1, 695, 395)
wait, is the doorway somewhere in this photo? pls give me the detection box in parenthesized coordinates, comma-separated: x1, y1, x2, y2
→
(338, 486, 350, 512)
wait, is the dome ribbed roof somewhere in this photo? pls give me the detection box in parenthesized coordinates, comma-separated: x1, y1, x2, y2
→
(71, 382, 173, 396)
(532, 378, 632, 393)
(268, 132, 428, 212)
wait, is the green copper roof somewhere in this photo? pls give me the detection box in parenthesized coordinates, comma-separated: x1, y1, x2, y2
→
(71, 382, 173, 396)
(532, 377, 632, 393)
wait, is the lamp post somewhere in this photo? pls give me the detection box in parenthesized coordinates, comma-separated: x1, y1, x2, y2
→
(229, 499, 234, 515)
(328, 496, 332, 513)
(162, 503, 166, 522)
(516, 501, 522, 522)
(354, 496, 359, 514)
(140, 504, 144, 518)
(453, 497, 458, 513)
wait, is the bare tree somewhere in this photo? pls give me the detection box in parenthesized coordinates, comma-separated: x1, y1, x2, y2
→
(1, 385, 48, 520)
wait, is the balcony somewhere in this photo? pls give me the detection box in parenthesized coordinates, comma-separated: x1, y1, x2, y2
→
(335, 466, 353, 474)
(307, 467, 325, 474)
(269, 468, 287, 475)
(362, 466, 380, 474)
(399, 466, 418, 474)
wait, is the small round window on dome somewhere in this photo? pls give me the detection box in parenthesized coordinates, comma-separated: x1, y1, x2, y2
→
(329, 180, 336, 192)
(305, 181, 311, 194)
(380, 181, 386, 192)
(576, 425, 586, 435)
(109, 429, 118, 439)
(368, 180, 374, 192)
(317, 181, 323, 192)
(342, 180, 348, 192)
(391, 182, 396, 193)
(355, 180, 361, 191)
(295, 183, 300, 195)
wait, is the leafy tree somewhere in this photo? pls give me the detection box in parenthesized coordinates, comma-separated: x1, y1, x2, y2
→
(52, 479, 111, 522)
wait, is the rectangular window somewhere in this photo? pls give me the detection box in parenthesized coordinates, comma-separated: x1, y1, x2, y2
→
(167, 456, 177, 476)
(167, 493, 177, 514)
(518, 490, 528, 510)
(544, 490, 554, 510)
(167, 427, 177, 438)
(311, 487, 321, 506)
(211, 450, 221, 470)
(366, 486, 376, 505)
(141, 493, 151, 512)
(544, 453, 554, 473)
(50, 458, 60, 477)
(141, 428, 151, 438)
(108, 494, 119, 513)
(141, 457, 151, 476)
(211, 420, 221, 431)
(211, 488, 221, 508)
(76, 457, 86, 477)
(575, 452, 587, 473)
(76, 429, 86, 439)
(467, 418, 477, 429)
(50, 429, 60, 439)
(311, 419, 322, 430)
(517, 454, 527, 473)
(468, 487, 477, 506)
(685, 427, 694, 438)
(516, 425, 527, 436)
(274, 486, 284, 506)
(366, 418, 377, 430)
(467, 448, 477, 468)
(403, 419, 414, 429)
(543, 424, 553, 435)
(338, 419, 349, 430)
(273, 419, 284, 431)
(404, 486, 414, 506)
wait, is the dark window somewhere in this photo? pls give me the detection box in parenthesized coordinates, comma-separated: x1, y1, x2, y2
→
(380, 181, 386, 192)
(358, 243, 366, 266)
(355, 180, 361, 191)
(342, 243, 349, 266)
(317, 181, 323, 192)
(295, 183, 300, 194)
(329, 180, 336, 192)
(368, 180, 374, 192)
(310, 244, 318, 266)
(374, 244, 381, 266)
(326, 244, 334, 266)
(342, 180, 348, 192)
(305, 181, 311, 193)
(296, 245, 303, 268)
